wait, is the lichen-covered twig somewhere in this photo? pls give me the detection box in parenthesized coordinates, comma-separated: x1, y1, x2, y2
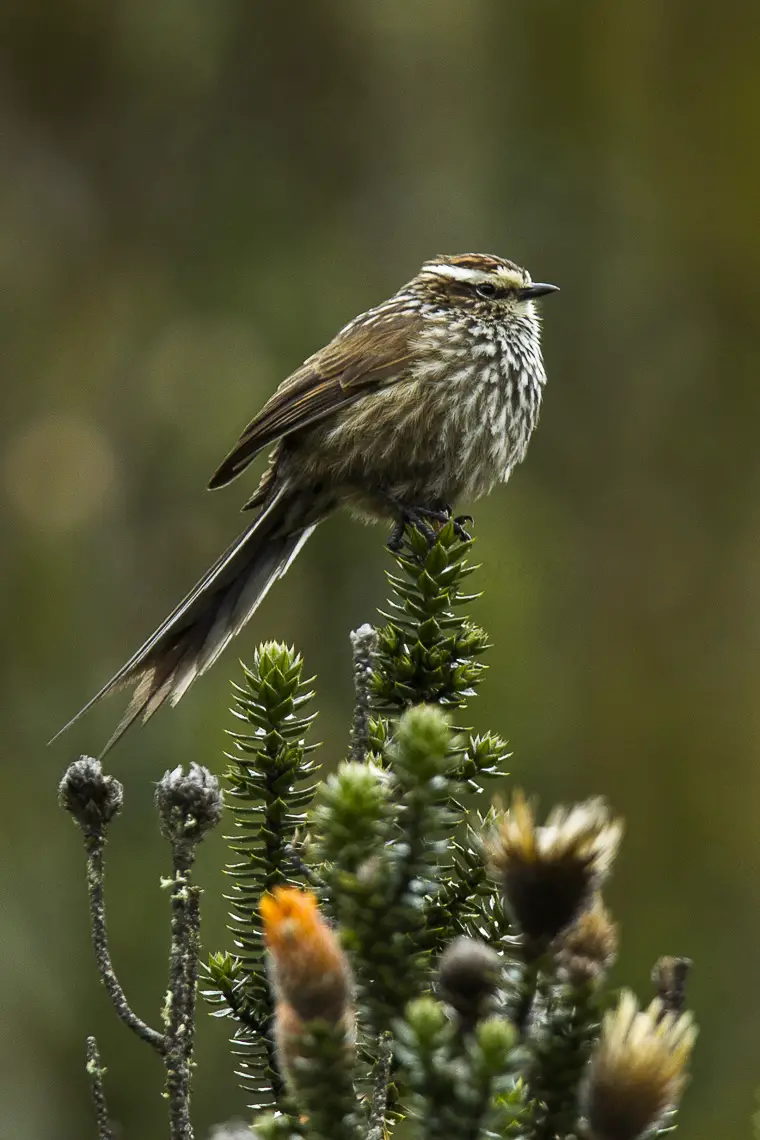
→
(59, 757, 165, 1052)
(88, 835, 167, 1051)
(349, 623, 378, 762)
(85, 1036, 114, 1140)
(157, 764, 224, 1140)
(61, 758, 222, 1140)
(163, 870, 202, 1140)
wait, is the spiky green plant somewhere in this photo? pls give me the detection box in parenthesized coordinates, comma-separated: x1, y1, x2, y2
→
(65, 525, 698, 1140)
(525, 979, 600, 1140)
(192, 524, 697, 1140)
(370, 521, 489, 715)
(205, 643, 319, 1107)
(396, 996, 521, 1140)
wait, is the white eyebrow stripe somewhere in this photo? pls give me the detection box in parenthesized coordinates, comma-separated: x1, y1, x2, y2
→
(422, 263, 526, 289)
(422, 263, 490, 283)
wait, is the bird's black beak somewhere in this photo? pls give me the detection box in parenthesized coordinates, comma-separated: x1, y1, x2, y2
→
(518, 283, 560, 300)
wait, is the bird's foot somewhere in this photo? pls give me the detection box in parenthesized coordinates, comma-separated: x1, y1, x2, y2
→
(387, 509, 436, 551)
(417, 505, 473, 542)
(452, 514, 474, 542)
(386, 518, 405, 552)
(419, 504, 475, 541)
(386, 503, 473, 551)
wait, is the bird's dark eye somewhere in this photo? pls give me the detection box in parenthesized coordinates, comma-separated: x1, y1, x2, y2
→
(476, 282, 497, 299)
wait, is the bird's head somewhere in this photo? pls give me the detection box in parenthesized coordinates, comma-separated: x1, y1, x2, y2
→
(413, 253, 559, 319)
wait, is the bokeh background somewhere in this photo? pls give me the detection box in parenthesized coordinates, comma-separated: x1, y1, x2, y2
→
(2, 1, 759, 1136)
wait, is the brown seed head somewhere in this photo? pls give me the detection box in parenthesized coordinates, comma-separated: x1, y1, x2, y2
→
(651, 956, 693, 1017)
(583, 990, 697, 1140)
(486, 791, 623, 954)
(555, 897, 618, 987)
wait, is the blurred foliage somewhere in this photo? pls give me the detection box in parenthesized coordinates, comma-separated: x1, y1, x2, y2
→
(3, 1, 760, 1137)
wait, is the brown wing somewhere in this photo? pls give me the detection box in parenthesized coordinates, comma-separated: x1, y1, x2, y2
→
(208, 309, 422, 489)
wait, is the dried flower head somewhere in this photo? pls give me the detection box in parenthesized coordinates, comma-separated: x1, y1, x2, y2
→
(651, 956, 692, 1017)
(260, 887, 354, 1025)
(438, 937, 502, 1028)
(555, 897, 618, 987)
(156, 763, 223, 841)
(486, 791, 623, 953)
(583, 989, 697, 1140)
(58, 756, 123, 838)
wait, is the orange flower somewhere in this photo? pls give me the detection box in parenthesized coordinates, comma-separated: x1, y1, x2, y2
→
(260, 887, 353, 1024)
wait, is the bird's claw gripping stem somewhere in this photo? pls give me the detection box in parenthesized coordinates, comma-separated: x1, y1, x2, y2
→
(452, 514, 474, 542)
(386, 504, 473, 551)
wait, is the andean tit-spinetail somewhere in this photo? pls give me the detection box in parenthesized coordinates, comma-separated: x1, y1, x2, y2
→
(52, 253, 558, 752)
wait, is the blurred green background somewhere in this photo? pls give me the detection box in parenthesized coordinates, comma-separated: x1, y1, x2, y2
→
(2, 1, 759, 1136)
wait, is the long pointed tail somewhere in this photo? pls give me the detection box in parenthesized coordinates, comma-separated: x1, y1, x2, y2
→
(51, 490, 318, 754)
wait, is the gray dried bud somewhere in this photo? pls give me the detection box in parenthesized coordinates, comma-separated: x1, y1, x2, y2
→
(652, 956, 692, 1017)
(156, 763, 223, 853)
(350, 622, 379, 662)
(58, 757, 123, 836)
(439, 937, 502, 1027)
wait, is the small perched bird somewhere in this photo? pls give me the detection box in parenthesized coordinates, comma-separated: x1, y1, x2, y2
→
(54, 253, 557, 752)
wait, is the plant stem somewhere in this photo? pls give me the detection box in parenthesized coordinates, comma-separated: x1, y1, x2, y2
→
(85, 1036, 114, 1140)
(164, 854, 202, 1140)
(367, 1033, 393, 1140)
(350, 623, 378, 762)
(85, 834, 164, 1052)
(511, 957, 539, 1035)
(527, 980, 597, 1140)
